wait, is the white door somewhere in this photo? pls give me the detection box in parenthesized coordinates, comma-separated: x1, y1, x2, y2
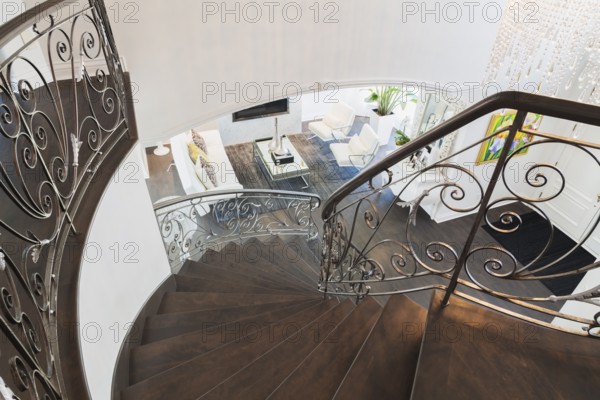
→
(585, 218, 600, 257)
(539, 126, 600, 257)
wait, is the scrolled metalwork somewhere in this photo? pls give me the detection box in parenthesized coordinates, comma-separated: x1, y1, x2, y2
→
(0, 0, 132, 397)
(154, 190, 321, 270)
(586, 313, 600, 338)
(319, 167, 476, 300)
(320, 100, 600, 337)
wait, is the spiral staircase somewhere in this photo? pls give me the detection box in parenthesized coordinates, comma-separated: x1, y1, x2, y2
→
(113, 237, 600, 399)
(2, 1, 600, 399)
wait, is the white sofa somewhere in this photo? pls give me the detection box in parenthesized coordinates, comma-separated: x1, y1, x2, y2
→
(170, 129, 243, 195)
(330, 124, 379, 168)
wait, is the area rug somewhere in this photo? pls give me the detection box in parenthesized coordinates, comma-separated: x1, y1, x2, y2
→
(483, 211, 594, 296)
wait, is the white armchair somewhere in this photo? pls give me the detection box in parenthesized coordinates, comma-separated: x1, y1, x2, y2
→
(330, 124, 379, 168)
(308, 102, 356, 141)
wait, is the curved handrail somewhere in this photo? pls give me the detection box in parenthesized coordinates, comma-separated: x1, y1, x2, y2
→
(322, 91, 600, 220)
(318, 90, 600, 336)
(0, 0, 81, 49)
(154, 189, 322, 270)
(154, 189, 322, 211)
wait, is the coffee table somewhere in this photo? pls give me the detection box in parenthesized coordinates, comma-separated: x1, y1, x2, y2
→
(253, 136, 310, 188)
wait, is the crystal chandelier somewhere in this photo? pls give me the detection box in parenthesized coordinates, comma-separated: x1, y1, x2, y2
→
(485, 0, 600, 105)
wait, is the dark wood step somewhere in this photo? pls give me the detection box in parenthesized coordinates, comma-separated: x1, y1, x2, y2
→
(174, 274, 310, 296)
(142, 298, 317, 345)
(411, 290, 600, 399)
(333, 294, 426, 400)
(199, 300, 355, 400)
(181, 258, 309, 294)
(157, 291, 313, 314)
(130, 299, 321, 384)
(267, 297, 382, 399)
(243, 237, 317, 282)
(208, 240, 316, 291)
(281, 235, 322, 278)
(248, 237, 319, 287)
(123, 300, 340, 399)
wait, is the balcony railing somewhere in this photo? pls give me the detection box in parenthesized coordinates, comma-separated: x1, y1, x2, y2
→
(0, 0, 135, 398)
(320, 91, 600, 338)
(154, 190, 321, 271)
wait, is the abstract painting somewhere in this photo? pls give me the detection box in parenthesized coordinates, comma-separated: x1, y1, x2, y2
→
(476, 111, 543, 165)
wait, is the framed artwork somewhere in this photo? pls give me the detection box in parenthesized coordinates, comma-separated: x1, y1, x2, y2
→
(475, 111, 543, 165)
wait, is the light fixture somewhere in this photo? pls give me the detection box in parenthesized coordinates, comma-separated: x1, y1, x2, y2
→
(485, 0, 600, 105)
(153, 141, 170, 156)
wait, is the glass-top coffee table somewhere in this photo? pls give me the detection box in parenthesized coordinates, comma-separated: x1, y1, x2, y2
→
(253, 136, 310, 188)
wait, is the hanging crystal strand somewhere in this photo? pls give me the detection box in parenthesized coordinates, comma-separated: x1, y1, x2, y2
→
(483, 0, 600, 103)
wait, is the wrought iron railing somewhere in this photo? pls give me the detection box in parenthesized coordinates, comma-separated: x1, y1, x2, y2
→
(320, 91, 600, 338)
(154, 190, 321, 271)
(0, 0, 134, 398)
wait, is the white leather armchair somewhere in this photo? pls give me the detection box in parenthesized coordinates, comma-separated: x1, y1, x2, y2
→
(308, 102, 356, 141)
(330, 124, 380, 168)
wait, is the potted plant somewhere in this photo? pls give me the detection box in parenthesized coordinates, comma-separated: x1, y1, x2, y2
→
(394, 129, 411, 146)
(365, 86, 416, 145)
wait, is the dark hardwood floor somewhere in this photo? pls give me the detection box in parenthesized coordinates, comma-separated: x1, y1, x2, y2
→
(144, 117, 562, 319)
(144, 116, 374, 203)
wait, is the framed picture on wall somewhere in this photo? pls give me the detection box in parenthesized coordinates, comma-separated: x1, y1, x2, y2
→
(475, 111, 543, 165)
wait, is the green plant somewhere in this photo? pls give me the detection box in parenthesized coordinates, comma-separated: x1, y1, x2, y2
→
(394, 129, 410, 146)
(365, 86, 417, 116)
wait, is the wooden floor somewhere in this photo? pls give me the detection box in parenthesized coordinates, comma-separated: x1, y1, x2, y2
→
(144, 117, 562, 319)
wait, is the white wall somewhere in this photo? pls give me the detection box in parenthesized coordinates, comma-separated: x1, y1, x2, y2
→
(78, 144, 171, 400)
(104, 0, 501, 146)
(552, 263, 600, 332)
(0, 0, 52, 85)
(0, 0, 26, 25)
(302, 87, 372, 120)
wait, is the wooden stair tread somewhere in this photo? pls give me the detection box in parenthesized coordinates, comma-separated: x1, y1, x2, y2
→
(157, 291, 314, 314)
(267, 297, 382, 399)
(280, 235, 321, 278)
(199, 300, 355, 400)
(173, 274, 310, 295)
(243, 237, 318, 288)
(213, 240, 316, 291)
(410, 290, 600, 400)
(117, 233, 600, 400)
(123, 300, 340, 399)
(130, 299, 322, 384)
(142, 299, 315, 344)
(253, 236, 319, 289)
(334, 294, 426, 400)
(180, 259, 308, 293)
